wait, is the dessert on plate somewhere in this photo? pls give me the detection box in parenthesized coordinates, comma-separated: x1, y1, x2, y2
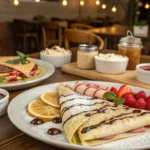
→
(0, 51, 44, 84)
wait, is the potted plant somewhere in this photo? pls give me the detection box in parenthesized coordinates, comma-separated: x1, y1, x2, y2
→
(133, 20, 149, 37)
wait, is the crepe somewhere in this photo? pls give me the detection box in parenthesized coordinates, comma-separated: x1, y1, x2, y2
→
(0, 57, 35, 77)
(59, 83, 150, 146)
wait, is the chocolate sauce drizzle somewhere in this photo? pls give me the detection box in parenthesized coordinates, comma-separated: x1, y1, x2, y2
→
(47, 128, 62, 135)
(81, 111, 150, 134)
(30, 118, 44, 125)
(61, 102, 104, 116)
(52, 117, 62, 124)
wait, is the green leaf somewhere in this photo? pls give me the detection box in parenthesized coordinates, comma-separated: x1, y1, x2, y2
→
(16, 51, 25, 58)
(103, 92, 117, 100)
(6, 59, 21, 64)
(113, 98, 125, 106)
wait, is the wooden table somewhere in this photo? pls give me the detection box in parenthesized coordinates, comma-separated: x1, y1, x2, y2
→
(89, 25, 150, 55)
(0, 49, 150, 150)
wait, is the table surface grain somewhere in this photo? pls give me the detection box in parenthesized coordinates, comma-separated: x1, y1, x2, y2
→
(0, 49, 150, 150)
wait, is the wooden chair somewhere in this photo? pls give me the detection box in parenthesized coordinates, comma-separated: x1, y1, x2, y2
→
(13, 19, 39, 54)
(42, 21, 68, 48)
(71, 23, 94, 30)
(65, 29, 104, 50)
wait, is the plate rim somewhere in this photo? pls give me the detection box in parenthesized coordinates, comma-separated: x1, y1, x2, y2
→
(7, 80, 150, 150)
(0, 58, 55, 88)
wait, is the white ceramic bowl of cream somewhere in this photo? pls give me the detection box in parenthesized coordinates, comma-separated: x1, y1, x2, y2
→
(95, 53, 129, 74)
(136, 63, 150, 84)
(0, 88, 9, 117)
(40, 47, 72, 68)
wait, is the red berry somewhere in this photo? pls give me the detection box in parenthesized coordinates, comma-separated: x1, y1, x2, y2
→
(135, 98, 146, 109)
(146, 101, 150, 111)
(122, 93, 136, 107)
(110, 87, 118, 94)
(135, 91, 147, 100)
(145, 96, 150, 103)
(117, 85, 132, 98)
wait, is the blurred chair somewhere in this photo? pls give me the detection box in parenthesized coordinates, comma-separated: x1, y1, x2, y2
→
(13, 19, 39, 53)
(42, 21, 68, 48)
(71, 23, 94, 30)
(65, 29, 104, 50)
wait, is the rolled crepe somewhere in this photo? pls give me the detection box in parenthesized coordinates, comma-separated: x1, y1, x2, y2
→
(59, 83, 150, 146)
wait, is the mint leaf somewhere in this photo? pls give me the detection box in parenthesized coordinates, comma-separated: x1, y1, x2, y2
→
(103, 91, 125, 106)
(16, 51, 25, 58)
(103, 92, 117, 100)
(6, 59, 21, 64)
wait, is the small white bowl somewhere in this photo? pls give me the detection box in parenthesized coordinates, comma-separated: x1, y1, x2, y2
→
(0, 88, 9, 117)
(40, 51, 72, 68)
(95, 55, 129, 74)
(136, 63, 150, 84)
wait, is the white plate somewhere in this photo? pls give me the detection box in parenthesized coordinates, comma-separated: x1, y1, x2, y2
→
(0, 58, 55, 90)
(8, 81, 150, 150)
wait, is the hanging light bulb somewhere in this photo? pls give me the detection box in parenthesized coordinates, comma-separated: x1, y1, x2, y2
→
(102, 4, 106, 9)
(80, 0, 84, 6)
(137, 1, 143, 7)
(112, 6, 117, 12)
(145, 3, 149, 9)
(14, 0, 19, 6)
(136, 11, 141, 15)
(96, 0, 100, 5)
(35, 0, 40, 2)
(62, 0, 67, 6)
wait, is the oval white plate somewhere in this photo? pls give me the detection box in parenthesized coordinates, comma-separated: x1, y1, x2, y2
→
(8, 81, 150, 150)
(0, 58, 55, 90)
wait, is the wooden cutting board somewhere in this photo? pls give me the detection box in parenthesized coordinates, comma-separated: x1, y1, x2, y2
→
(61, 62, 150, 90)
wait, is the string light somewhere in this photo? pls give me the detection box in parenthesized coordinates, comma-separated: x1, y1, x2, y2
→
(96, 0, 100, 5)
(62, 0, 67, 6)
(145, 3, 149, 9)
(35, 0, 40, 2)
(102, 4, 106, 9)
(14, 0, 19, 6)
(112, 6, 117, 12)
(137, 1, 143, 7)
(80, 0, 84, 6)
(136, 11, 141, 15)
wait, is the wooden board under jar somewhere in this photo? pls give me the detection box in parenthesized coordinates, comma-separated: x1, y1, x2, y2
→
(61, 62, 150, 90)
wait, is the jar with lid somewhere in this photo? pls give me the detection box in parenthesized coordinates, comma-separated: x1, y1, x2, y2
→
(77, 44, 98, 69)
(118, 31, 143, 70)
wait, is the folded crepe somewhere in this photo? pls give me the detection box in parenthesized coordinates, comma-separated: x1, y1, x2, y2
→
(59, 83, 150, 146)
(0, 57, 35, 77)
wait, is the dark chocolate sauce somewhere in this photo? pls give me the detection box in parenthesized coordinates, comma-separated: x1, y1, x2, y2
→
(30, 118, 44, 125)
(74, 83, 82, 91)
(52, 117, 62, 124)
(81, 110, 150, 134)
(0, 93, 5, 100)
(83, 87, 92, 95)
(93, 89, 100, 97)
(133, 110, 141, 114)
(61, 102, 103, 116)
(47, 128, 62, 135)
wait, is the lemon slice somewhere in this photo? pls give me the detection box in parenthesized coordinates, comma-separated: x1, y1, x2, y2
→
(27, 99, 60, 122)
(40, 92, 60, 108)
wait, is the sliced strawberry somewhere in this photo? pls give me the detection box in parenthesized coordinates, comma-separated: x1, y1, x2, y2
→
(110, 87, 118, 94)
(99, 135, 116, 140)
(145, 125, 150, 128)
(126, 127, 145, 133)
(30, 71, 35, 76)
(117, 85, 132, 98)
(135, 98, 146, 109)
(145, 96, 150, 103)
(135, 91, 147, 100)
(122, 93, 136, 107)
(9, 71, 18, 76)
(8, 75, 17, 82)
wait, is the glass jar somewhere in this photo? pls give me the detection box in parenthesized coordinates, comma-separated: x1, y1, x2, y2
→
(77, 44, 98, 69)
(118, 31, 143, 70)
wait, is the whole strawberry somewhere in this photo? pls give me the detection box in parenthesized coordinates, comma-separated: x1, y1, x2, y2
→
(110, 87, 118, 94)
(145, 96, 150, 103)
(135, 98, 146, 109)
(135, 91, 147, 100)
(122, 93, 136, 107)
(146, 100, 150, 111)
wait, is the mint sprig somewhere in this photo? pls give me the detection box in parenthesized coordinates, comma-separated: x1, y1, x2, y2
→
(103, 92, 125, 106)
(6, 51, 29, 65)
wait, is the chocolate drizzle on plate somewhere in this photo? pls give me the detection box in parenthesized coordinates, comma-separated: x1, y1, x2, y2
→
(52, 117, 62, 124)
(30, 118, 44, 125)
(47, 128, 62, 135)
